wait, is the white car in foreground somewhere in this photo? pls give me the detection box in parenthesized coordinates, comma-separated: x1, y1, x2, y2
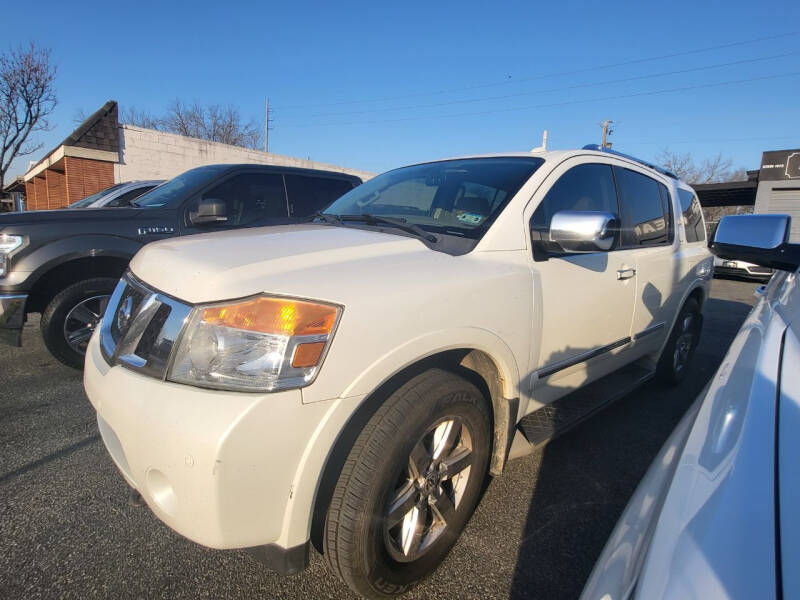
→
(84, 147, 712, 598)
(582, 213, 800, 600)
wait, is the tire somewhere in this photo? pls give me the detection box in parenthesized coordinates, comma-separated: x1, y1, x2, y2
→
(656, 297, 702, 385)
(324, 368, 491, 598)
(40, 277, 117, 369)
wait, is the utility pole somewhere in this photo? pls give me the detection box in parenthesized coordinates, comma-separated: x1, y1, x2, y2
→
(264, 98, 270, 153)
(600, 119, 614, 148)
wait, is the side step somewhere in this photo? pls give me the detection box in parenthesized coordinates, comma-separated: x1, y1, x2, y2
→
(518, 363, 655, 448)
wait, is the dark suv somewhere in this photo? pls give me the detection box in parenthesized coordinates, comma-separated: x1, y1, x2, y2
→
(0, 164, 362, 368)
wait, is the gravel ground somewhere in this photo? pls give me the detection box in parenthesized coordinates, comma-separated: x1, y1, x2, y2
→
(0, 277, 757, 599)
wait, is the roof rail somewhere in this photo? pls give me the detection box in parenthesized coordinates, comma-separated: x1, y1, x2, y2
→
(582, 144, 678, 179)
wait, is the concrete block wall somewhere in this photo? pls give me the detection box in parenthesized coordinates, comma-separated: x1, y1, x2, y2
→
(116, 125, 374, 183)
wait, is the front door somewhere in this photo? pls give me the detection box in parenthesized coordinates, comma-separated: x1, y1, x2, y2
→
(526, 160, 636, 406)
(180, 172, 289, 235)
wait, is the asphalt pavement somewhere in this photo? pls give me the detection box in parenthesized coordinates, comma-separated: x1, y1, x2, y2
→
(0, 278, 758, 599)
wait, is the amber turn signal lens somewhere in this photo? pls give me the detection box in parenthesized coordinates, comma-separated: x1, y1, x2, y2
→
(201, 297, 339, 336)
(292, 342, 326, 368)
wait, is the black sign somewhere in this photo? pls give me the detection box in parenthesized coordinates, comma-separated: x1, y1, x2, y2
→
(760, 149, 800, 181)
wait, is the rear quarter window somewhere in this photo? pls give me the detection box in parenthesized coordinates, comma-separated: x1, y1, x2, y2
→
(678, 189, 706, 243)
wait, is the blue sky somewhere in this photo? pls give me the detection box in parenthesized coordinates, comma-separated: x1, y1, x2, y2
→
(5, 0, 800, 179)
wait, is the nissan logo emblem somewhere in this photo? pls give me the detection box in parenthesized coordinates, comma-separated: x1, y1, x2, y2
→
(116, 295, 134, 332)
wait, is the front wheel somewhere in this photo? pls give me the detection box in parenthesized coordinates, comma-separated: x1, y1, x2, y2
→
(324, 368, 491, 598)
(657, 297, 702, 385)
(40, 277, 117, 369)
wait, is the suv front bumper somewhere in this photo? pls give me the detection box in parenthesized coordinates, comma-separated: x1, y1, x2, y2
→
(83, 331, 358, 574)
(0, 293, 27, 346)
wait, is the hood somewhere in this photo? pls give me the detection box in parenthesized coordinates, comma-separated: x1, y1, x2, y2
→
(130, 224, 440, 304)
(0, 207, 144, 229)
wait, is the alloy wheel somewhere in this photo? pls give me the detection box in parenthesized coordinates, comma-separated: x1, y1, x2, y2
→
(673, 314, 695, 374)
(384, 417, 474, 563)
(63, 295, 110, 354)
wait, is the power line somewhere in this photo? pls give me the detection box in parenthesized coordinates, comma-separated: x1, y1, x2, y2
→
(277, 71, 800, 129)
(277, 50, 800, 120)
(627, 135, 800, 146)
(274, 31, 799, 111)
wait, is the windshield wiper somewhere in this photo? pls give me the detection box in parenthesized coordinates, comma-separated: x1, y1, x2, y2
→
(340, 214, 437, 243)
(312, 211, 342, 224)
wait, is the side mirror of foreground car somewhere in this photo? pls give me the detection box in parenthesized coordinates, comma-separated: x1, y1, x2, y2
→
(548, 210, 619, 253)
(711, 214, 800, 272)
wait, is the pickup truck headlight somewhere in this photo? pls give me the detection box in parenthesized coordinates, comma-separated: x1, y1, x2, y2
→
(0, 235, 24, 278)
(168, 295, 341, 392)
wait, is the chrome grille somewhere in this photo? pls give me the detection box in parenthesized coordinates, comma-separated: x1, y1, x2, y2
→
(100, 272, 192, 379)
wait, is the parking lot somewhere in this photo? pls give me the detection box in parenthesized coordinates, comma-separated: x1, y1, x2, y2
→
(0, 277, 757, 599)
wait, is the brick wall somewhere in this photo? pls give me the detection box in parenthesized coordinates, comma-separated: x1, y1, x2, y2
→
(117, 125, 374, 183)
(33, 177, 47, 211)
(45, 169, 68, 209)
(64, 156, 114, 205)
(25, 181, 36, 210)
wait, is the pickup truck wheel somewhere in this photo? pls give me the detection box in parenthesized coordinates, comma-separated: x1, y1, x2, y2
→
(657, 297, 701, 385)
(323, 368, 491, 598)
(40, 277, 117, 369)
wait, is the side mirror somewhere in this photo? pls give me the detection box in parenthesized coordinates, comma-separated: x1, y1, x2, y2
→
(190, 198, 228, 225)
(549, 211, 619, 253)
(711, 214, 799, 272)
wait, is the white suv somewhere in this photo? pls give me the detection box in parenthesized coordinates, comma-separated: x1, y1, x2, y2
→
(84, 147, 712, 598)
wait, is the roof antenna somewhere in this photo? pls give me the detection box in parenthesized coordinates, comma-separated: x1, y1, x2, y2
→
(531, 130, 548, 152)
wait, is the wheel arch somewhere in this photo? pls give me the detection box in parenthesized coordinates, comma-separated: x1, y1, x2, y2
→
(307, 345, 520, 553)
(25, 252, 133, 314)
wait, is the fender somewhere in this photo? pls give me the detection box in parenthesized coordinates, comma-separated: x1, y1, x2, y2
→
(659, 277, 709, 354)
(11, 235, 143, 291)
(275, 328, 523, 549)
(338, 326, 522, 401)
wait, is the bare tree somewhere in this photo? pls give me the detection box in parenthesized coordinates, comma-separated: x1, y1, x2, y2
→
(161, 100, 262, 149)
(0, 42, 57, 191)
(121, 105, 162, 130)
(656, 149, 747, 184)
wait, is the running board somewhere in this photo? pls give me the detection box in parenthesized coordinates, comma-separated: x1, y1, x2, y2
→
(518, 363, 655, 448)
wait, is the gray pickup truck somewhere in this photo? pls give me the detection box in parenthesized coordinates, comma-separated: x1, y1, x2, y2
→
(0, 164, 361, 368)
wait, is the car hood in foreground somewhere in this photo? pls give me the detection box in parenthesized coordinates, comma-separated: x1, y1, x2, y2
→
(129, 224, 448, 304)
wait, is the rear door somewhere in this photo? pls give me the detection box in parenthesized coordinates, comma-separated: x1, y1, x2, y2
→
(614, 166, 678, 353)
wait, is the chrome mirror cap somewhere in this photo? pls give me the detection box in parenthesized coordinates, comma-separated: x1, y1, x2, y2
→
(713, 214, 789, 249)
(711, 214, 800, 273)
(549, 211, 618, 253)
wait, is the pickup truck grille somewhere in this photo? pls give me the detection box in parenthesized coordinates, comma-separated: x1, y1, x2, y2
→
(99, 272, 192, 380)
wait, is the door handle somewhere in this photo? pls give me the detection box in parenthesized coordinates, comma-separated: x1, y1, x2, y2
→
(617, 268, 636, 280)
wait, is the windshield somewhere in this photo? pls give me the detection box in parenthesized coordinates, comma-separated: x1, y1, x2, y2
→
(323, 157, 543, 239)
(68, 184, 127, 208)
(133, 166, 228, 208)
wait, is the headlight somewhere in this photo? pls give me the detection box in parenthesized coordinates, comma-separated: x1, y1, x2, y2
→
(168, 295, 341, 392)
(0, 235, 24, 278)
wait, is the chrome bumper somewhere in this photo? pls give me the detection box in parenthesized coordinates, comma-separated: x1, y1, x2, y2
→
(0, 293, 27, 346)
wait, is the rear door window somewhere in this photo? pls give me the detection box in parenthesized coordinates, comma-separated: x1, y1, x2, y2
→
(284, 176, 354, 217)
(678, 189, 705, 242)
(615, 167, 669, 247)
